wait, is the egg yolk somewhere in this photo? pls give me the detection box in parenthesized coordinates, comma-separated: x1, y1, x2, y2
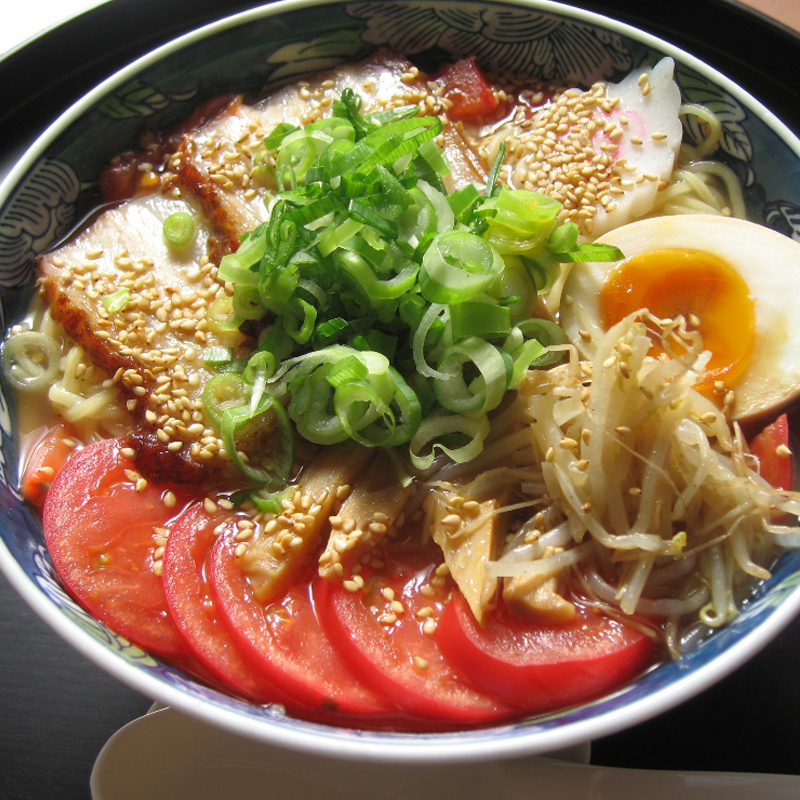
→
(599, 248, 756, 394)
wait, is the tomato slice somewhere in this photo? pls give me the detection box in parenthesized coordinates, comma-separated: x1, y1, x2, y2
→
(437, 590, 655, 714)
(207, 528, 401, 725)
(437, 57, 500, 122)
(42, 437, 194, 661)
(313, 546, 515, 726)
(748, 413, 792, 491)
(162, 501, 285, 702)
(21, 422, 80, 508)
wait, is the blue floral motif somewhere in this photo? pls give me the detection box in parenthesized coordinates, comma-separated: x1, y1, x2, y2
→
(347, 0, 633, 82)
(266, 30, 371, 82)
(0, 158, 81, 289)
(32, 544, 160, 667)
(765, 199, 800, 241)
(98, 81, 201, 121)
(675, 63, 755, 187)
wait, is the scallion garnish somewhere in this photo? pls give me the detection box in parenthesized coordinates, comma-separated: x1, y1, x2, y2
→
(101, 288, 131, 314)
(162, 211, 196, 248)
(203, 88, 624, 486)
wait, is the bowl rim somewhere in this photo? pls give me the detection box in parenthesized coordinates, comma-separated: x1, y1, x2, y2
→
(2, 0, 800, 763)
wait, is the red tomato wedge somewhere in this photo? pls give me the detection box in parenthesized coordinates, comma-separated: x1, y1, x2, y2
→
(313, 548, 515, 726)
(437, 57, 500, 121)
(748, 413, 793, 491)
(21, 422, 80, 507)
(42, 437, 194, 661)
(437, 590, 654, 714)
(162, 502, 283, 702)
(207, 529, 401, 725)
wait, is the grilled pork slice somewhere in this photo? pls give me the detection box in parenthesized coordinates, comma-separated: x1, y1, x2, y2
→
(168, 49, 487, 255)
(39, 51, 491, 483)
(39, 193, 252, 483)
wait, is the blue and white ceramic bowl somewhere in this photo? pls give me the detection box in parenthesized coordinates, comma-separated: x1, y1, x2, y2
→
(1, 0, 800, 762)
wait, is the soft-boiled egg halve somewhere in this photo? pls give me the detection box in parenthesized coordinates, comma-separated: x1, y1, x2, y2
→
(559, 214, 800, 422)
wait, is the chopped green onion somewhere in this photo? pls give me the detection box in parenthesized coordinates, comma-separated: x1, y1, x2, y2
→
(327, 354, 369, 388)
(515, 318, 569, 368)
(162, 211, 196, 248)
(264, 122, 301, 150)
(449, 183, 482, 223)
(207, 296, 242, 333)
(249, 485, 301, 513)
(433, 337, 510, 417)
(409, 412, 491, 470)
(546, 221, 580, 254)
(220, 395, 294, 486)
(449, 300, 511, 341)
(203, 373, 248, 430)
(205, 88, 591, 482)
(479, 188, 561, 255)
(485, 141, 506, 198)
(203, 346, 235, 368)
(560, 242, 625, 263)
(419, 231, 503, 303)
(101, 288, 130, 314)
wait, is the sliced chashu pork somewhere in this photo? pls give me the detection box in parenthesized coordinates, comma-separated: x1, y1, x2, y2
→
(38, 193, 252, 483)
(168, 48, 487, 255)
(39, 50, 489, 484)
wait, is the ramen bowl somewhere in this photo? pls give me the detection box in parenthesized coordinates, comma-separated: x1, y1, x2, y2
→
(1, 0, 800, 763)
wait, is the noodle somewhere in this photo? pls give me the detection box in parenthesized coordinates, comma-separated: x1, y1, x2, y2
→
(647, 105, 748, 219)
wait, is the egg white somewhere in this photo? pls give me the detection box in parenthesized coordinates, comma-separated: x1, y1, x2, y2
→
(559, 214, 800, 422)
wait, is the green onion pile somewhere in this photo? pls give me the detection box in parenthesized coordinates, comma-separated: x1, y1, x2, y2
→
(201, 89, 621, 486)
